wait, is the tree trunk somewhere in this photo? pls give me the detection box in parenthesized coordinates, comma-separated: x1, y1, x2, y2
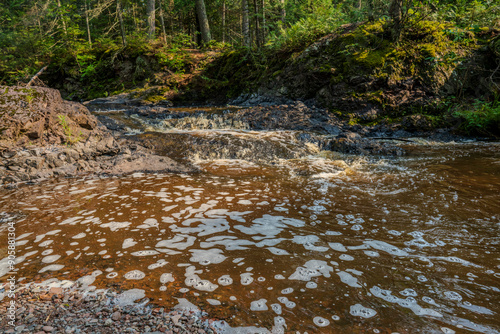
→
(132, 3, 138, 30)
(262, 0, 265, 44)
(279, 0, 286, 25)
(253, 0, 260, 47)
(242, 0, 250, 47)
(158, 0, 167, 41)
(117, 0, 127, 46)
(389, 0, 404, 43)
(147, 0, 155, 39)
(222, 0, 226, 43)
(56, 0, 68, 36)
(195, 0, 211, 44)
(367, 0, 375, 21)
(84, 0, 92, 46)
(195, 10, 202, 46)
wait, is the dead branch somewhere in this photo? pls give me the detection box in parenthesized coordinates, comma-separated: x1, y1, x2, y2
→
(26, 66, 48, 87)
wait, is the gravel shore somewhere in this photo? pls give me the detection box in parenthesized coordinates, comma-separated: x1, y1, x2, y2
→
(0, 283, 219, 334)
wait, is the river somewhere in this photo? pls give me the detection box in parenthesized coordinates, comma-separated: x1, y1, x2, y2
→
(1, 107, 499, 333)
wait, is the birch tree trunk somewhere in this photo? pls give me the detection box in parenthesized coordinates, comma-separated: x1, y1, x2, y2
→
(56, 0, 68, 36)
(117, 0, 127, 46)
(158, 0, 167, 41)
(84, 0, 92, 46)
(147, 0, 155, 39)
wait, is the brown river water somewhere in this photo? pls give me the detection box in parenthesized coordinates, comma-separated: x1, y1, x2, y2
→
(1, 109, 499, 333)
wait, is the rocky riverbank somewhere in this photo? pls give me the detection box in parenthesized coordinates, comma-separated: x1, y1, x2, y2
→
(0, 86, 196, 187)
(0, 283, 218, 334)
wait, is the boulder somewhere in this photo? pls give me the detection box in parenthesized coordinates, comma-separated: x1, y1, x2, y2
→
(0, 86, 100, 149)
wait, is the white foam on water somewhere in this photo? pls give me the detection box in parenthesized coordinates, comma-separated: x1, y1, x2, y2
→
(364, 240, 408, 256)
(313, 316, 330, 327)
(289, 260, 333, 281)
(271, 303, 282, 315)
(281, 288, 293, 294)
(274, 274, 285, 280)
(106, 272, 118, 279)
(349, 304, 377, 318)
(207, 298, 221, 306)
(267, 247, 290, 255)
(306, 281, 318, 289)
(250, 299, 268, 311)
(189, 248, 226, 265)
(444, 291, 462, 301)
(337, 271, 362, 288)
(122, 238, 137, 249)
(160, 273, 175, 283)
(39, 240, 53, 247)
(131, 250, 160, 256)
(235, 215, 305, 239)
(184, 275, 218, 292)
(293, 235, 328, 252)
(339, 254, 354, 261)
(39, 264, 64, 273)
(100, 221, 131, 231)
(59, 217, 83, 226)
(436, 256, 480, 267)
(400, 288, 418, 297)
(238, 200, 252, 205)
(124, 270, 146, 280)
(16, 232, 33, 240)
(370, 286, 442, 317)
(218, 275, 233, 286)
(240, 273, 254, 285)
(115, 289, 146, 306)
(329, 242, 347, 252)
(364, 250, 380, 257)
(137, 218, 159, 229)
(72, 233, 86, 239)
(148, 260, 168, 270)
(14, 239, 28, 246)
(325, 231, 342, 236)
(156, 235, 196, 250)
(41, 255, 61, 264)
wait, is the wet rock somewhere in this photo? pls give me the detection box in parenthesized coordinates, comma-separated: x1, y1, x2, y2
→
(327, 132, 406, 156)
